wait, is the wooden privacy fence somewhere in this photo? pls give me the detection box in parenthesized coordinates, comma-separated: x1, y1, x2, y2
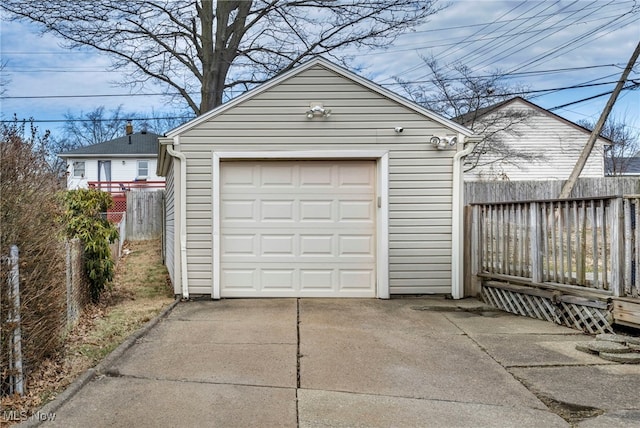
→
(469, 196, 640, 333)
(465, 177, 640, 204)
(125, 190, 164, 240)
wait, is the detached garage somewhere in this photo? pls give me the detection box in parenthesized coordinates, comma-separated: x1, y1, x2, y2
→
(157, 57, 475, 300)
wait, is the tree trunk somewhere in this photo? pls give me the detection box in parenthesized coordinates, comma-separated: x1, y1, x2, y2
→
(199, 0, 251, 114)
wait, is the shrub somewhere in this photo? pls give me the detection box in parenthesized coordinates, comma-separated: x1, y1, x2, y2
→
(0, 118, 66, 390)
(60, 189, 119, 302)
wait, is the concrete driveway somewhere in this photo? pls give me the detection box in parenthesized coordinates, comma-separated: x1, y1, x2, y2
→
(32, 298, 640, 427)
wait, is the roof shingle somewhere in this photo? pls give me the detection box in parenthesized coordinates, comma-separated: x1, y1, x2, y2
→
(59, 132, 160, 157)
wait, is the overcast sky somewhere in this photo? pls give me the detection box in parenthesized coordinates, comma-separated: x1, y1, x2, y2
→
(1, 0, 639, 137)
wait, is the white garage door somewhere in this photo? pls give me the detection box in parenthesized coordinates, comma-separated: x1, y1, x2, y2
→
(220, 160, 376, 297)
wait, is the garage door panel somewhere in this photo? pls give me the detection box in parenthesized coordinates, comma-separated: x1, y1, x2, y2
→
(261, 200, 295, 221)
(221, 200, 256, 220)
(339, 235, 374, 256)
(300, 270, 334, 290)
(261, 234, 295, 255)
(338, 200, 375, 222)
(338, 163, 375, 187)
(220, 264, 375, 296)
(262, 269, 296, 290)
(221, 269, 256, 290)
(300, 200, 333, 221)
(222, 234, 256, 255)
(339, 270, 375, 289)
(220, 160, 376, 298)
(260, 164, 295, 187)
(221, 232, 373, 261)
(300, 165, 333, 186)
(300, 235, 333, 255)
(221, 164, 256, 187)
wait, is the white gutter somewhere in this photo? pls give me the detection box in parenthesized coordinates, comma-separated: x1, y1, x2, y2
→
(161, 138, 189, 299)
(451, 135, 480, 299)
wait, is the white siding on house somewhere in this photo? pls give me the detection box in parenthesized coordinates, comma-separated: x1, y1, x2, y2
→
(465, 99, 606, 181)
(172, 64, 458, 296)
(66, 157, 164, 189)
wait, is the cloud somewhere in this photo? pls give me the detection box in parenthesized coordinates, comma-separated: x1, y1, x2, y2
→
(1, 0, 638, 133)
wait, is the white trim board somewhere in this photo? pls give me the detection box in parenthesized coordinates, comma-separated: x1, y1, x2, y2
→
(212, 150, 390, 299)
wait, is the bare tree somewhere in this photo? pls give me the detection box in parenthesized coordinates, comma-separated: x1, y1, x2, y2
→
(60, 106, 138, 150)
(49, 105, 192, 174)
(56, 105, 192, 149)
(0, 60, 10, 98)
(395, 57, 541, 174)
(1, 0, 443, 115)
(579, 114, 640, 176)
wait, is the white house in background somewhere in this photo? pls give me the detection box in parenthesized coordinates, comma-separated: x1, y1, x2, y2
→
(58, 128, 165, 190)
(457, 97, 611, 181)
(157, 57, 478, 300)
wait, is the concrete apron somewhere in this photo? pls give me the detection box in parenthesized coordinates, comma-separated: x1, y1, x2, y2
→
(35, 298, 639, 427)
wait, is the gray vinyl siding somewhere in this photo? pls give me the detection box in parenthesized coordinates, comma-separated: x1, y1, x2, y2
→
(164, 162, 176, 292)
(178, 64, 457, 295)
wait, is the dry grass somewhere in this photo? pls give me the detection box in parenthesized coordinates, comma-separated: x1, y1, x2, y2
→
(0, 239, 174, 426)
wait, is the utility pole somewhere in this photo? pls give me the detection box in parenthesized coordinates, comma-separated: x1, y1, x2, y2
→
(559, 41, 640, 199)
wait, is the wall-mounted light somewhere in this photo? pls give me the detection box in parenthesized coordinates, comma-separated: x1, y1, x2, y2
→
(430, 136, 457, 150)
(306, 103, 331, 119)
(122, 160, 126, 165)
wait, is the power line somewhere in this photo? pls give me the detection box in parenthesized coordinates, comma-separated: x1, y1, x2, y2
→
(506, 9, 639, 74)
(461, 0, 570, 71)
(404, 1, 638, 83)
(1, 92, 189, 100)
(0, 79, 616, 100)
(5, 82, 636, 124)
(465, 0, 604, 73)
(549, 82, 640, 111)
(0, 115, 195, 124)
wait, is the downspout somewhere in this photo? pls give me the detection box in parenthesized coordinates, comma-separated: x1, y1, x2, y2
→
(161, 138, 189, 299)
(451, 135, 479, 299)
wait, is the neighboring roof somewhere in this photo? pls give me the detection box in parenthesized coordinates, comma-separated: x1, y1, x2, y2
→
(59, 131, 160, 158)
(455, 96, 613, 145)
(165, 56, 474, 138)
(605, 157, 640, 175)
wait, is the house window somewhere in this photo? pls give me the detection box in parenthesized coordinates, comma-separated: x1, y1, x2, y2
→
(137, 160, 149, 178)
(73, 161, 85, 178)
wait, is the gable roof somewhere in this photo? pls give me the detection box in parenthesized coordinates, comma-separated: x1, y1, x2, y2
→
(165, 56, 473, 138)
(59, 131, 161, 158)
(455, 96, 612, 144)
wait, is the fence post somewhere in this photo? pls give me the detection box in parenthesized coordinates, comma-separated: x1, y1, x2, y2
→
(623, 198, 632, 296)
(530, 202, 543, 283)
(469, 205, 481, 296)
(9, 245, 24, 395)
(66, 240, 73, 326)
(610, 197, 624, 297)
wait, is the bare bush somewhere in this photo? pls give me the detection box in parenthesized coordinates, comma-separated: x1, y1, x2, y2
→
(0, 118, 66, 394)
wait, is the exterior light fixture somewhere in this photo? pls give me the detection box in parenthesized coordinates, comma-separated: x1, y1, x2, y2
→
(306, 103, 331, 119)
(430, 136, 457, 150)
